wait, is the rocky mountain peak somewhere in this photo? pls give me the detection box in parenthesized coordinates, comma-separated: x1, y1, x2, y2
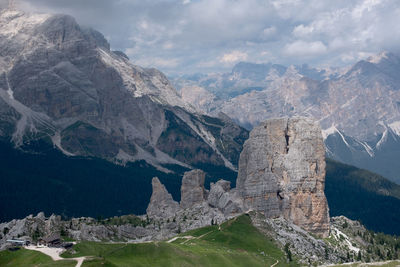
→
(237, 117, 330, 237)
(180, 169, 207, 209)
(366, 51, 393, 64)
(146, 177, 179, 219)
(146, 117, 330, 237)
(0, 8, 248, 171)
(173, 50, 400, 183)
(146, 168, 244, 220)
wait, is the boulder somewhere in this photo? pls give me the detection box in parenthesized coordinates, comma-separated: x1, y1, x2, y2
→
(207, 180, 243, 216)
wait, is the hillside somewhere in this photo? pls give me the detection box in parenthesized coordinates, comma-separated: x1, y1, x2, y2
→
(325, 159, 400, 235)
(0, 215, 298, 267)
(2, 140, 400, 237)
(0, 140, 237, 222)
(1, 214, 400, 266)
(0, 8, 248, 173)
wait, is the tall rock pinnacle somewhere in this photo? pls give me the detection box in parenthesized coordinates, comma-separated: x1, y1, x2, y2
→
(180, 169, 207, 209)
(236, 117, 330, 237)
(146, 177, 179, 219)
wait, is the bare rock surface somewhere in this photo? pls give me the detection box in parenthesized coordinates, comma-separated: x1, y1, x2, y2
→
(237, 117, 330, 237)
(180, 169, 207, 209)
(0, 8, 248, 171)
(146, 177, 179, 219)
(173, 54, 400, 183)
(207, 180, 244, 216)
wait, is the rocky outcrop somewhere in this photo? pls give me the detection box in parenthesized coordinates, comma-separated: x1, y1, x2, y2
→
(143, 169, 244, 236)
(146, 177, 180, 219)
(180, 169, 207, 209)
(207, 180, 244, 216)
(146, 117, 330, 236)
(0, 117, 331, 248)
(237, 117, 330, 237)
(0, 212, 62, 250)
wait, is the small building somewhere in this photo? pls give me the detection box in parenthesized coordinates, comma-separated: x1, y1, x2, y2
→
(39, 233, 61, 247)
(6, 239, 29, 246)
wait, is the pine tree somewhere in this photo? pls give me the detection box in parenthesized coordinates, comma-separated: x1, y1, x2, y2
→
(284, 243, 292, 262)
(357, 250, 362, 261)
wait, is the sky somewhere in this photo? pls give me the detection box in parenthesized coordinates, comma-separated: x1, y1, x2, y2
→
(4, 0, 400, 75)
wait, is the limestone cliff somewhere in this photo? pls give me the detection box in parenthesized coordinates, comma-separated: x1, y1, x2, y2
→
(180, 169, 207, 209)
(146, 169, 243, 227)
(146, 177, 179, 219)
(236, 117, 330, 237)
(146, 117, 330, 237)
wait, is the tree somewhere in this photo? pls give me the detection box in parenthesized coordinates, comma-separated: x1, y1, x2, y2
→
(3, 227, 9, 236)
(284, 243, 292, 262)
(31, 229, 41, 242)
(387, 249, 392, 260)
(357, 250, 362, 261)
(325, 247, 329, 260)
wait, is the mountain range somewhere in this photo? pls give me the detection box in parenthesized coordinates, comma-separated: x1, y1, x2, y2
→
(0, 8, 247, 174)
(172, 52, 400, 183)
(1, 7, 400, 237)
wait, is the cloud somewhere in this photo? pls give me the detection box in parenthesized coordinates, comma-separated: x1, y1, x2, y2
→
(134, 57, 181, 68)
(292, 24, 314, 38)
(220, 51, 248, 64)
(5, 0, 400, 74)
(284, 40, 327, 56)
(260, 26, 277, 40)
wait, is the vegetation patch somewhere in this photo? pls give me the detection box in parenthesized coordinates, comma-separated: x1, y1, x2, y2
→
(59, 215, 298, 267)
(0, 249, 75, 267)
(325, 159, 400, 235)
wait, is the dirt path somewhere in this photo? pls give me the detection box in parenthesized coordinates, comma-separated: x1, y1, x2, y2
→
(25, 245, 88, 267)
(167, 229, 215, 245)
(167, 236, 194, 243)
(271, 259, 279, 267)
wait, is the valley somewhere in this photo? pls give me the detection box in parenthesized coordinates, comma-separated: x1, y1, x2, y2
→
(0, 3, 400, 267)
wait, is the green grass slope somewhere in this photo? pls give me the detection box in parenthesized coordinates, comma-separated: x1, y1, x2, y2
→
(0, 249, 75, 267)
(325, 158, 400, 235)
(60, 215, 297, 267)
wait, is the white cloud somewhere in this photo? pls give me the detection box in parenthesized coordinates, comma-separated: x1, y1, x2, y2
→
(352, 0, 382, 19)
(135, 57, 180, 68)
(14, 0, 400, 73)
(219, 51, 248, 64)
(260, 26, 277, 40)
(284, 40, 327, 56)
(292, 24, 314, 37)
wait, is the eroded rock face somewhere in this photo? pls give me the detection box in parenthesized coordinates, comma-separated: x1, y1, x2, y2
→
(180, 169, 207, 209)
(207, 180, 244, 216)
(146, 177, 179, 219)
(237, 117, 330, 237)
(144, 169, 244, 236)
(0, 9, 248, 171)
